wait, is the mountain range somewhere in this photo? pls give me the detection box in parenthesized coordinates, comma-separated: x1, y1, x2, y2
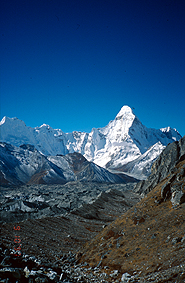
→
(1, 142, 138, 186)
(0, 106, 182, 184)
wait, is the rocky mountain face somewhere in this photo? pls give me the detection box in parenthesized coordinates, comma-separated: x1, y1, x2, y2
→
(135, 135, 185, 195)
(0, 142, 134, 186)
(0, 106, 181, 179)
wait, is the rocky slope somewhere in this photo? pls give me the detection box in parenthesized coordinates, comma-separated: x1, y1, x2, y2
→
(0, 106, 181, 179)
(76, 136, 185, 282)
(135, 135, 185, 195)
(0, 143, 134, 186)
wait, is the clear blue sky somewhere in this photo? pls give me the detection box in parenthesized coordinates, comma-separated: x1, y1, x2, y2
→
(1, 0, 185, 136)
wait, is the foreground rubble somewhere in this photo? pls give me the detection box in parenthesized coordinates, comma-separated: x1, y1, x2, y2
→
(1, 242, 185, 283)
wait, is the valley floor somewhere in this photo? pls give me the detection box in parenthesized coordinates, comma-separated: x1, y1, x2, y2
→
(0, 180, 185, 282)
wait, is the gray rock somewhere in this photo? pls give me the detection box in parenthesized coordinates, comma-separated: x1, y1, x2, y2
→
(121, 272, 132, 282)
(172, 237, 182, 245)
(135, 136, 185, 195)
(161, 182, 171, 200)
(0, 182, 139, 224)
(181, 236, 185, 243)
(110, 270, 119, 277)
(35, 277, 48, 283)
(151, 233, 157, 239)
(166, 235, 171, 243)
(171, 189, 185, 206)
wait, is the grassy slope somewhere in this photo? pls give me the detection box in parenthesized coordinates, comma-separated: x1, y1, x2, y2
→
(79, 160, 185, 281)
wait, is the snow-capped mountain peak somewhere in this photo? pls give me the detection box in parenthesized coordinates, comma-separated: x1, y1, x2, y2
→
(40, 124, 51, 128)
(0, 106, 182, 179)
(115, 105, 134, 119)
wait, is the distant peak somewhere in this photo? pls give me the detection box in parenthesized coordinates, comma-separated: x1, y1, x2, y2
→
(40, 124, 50, 128)
(0, 116, 19, 126)
(116, 105, 134, 118)
(39, 124, 53, 131)
(0, 116, 7, 125)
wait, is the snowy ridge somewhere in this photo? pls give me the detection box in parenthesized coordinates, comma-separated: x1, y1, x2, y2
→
(0, 143, 128, 186)
(115, 142, 166, 180)
(0, 106, 181, 179)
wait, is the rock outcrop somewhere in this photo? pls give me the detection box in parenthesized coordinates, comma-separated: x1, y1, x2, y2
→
(135, 135, 185, 196)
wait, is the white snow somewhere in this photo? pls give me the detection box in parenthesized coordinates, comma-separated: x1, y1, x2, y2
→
(0, 106, 182, 175)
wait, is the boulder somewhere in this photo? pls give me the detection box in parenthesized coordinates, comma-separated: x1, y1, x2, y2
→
(171, 189, 185, 206)
(121, 272, 132, 282)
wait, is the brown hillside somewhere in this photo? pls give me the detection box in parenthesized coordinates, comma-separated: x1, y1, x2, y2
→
(79, 160, 185, 282)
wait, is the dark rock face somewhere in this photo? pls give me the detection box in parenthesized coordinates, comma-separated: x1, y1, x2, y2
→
(20, 144, 36, 152)
(64, 152, 89, 173)
(161, 181, 172, 200)
(135, 136, 185, 196)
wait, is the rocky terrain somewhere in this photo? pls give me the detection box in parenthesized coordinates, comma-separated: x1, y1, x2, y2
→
(135, 133, 185, 195)
(0, 182, 140, 282)
(0, 182, 138, 224)
(0, 137, 185, 282)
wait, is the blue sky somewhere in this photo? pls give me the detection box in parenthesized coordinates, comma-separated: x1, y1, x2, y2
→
(1, 0, 185, 136)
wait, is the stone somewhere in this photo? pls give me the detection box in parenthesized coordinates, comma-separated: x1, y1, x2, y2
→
(99, 272, 108, 278)
(24, 266, 30, 278)
(166, 235, 171, 243)
(172, 237, 182, 245)
(161, 182, 171, 200)
(96, 260, 102, 268)
(171, 190, 185, 206)
(181, 236, 185, 243)
(110, 270, 119, 277)
(121, 272, 132, 282)
(35, 277, 48, 283)
(151, 233, 157, 239)
(0, 256, 11, 267)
